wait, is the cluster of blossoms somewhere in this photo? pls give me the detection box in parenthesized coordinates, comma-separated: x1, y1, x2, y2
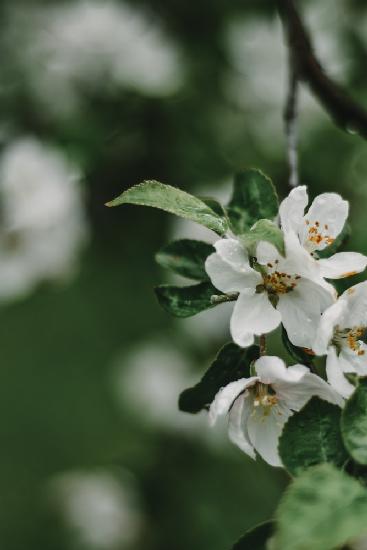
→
(108, 175, 367, 470)
(205, 186, 367, 466)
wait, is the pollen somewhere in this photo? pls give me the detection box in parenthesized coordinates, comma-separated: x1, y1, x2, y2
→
(341, 271, 358, 278)
(334, 325, 367, 356)
(253, 383, 279, 417)
(302, 348, 316, 356)
(305, 219, 335, 249)
(263, 270, 299, 295)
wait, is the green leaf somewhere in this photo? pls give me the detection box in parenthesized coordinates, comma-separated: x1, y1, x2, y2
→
(341, 378, 367, 465)
(316, 222, 351, 259)
(199, 196, 227, 218)
(106, 180, 228, 235)
(227, 169, 278, 234)
(279, 398, 347, 476)
(281, 326, 315, 367)
(232, 522, 274, 550)
(273, 464, 367, 550)
(155, 239, 214, 281)
(155, 282, 222, 318)
(240, 219, 285, 257)
(179, 343, 260, 413)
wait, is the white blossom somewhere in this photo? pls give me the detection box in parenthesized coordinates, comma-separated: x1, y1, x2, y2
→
(279, 186, 367, 280)
(50, 469, 143, 549)
(209, 356, 343, 467)
(0, 137, 87, 300)
(205, 236, 335, 349)
(5, 0, 184, 117)
(314, 282, 367, 398)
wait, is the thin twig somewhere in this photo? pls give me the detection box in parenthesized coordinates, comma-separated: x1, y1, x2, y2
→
(284, 58, 300, 187)
(277, 0, 367, 140)
(259, 334, 267, 356)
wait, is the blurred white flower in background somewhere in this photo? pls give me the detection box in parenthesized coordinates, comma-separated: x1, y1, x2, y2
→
(4, 0, 184, 117)
(49, 468, 143, 550)
(112, 339, 200, 431)
(112, 337, 225, 446)
(0, 137, 87, 300)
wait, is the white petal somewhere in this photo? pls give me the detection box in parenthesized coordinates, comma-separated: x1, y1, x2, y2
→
(275, 362, 344, 409)
(255, 355, 308, 385)
(282, 231, 336, 295)
(326, 346, 355, 399)
(339, 281, 367, 328)
(339, 346, 367, 376)
(228, 393, 255, 459)
(279, 185, 308, 234)
(277, 278, 335, 348)
(205, 253, 260, 294)
(247, 398, 292, 467)
(230, 290, 281, 347)
(256, 241, 280, 266)
(214, 238, 250, 272)
(300, 193, 348, 251)
(208, 377, 258, 426)
(318, 252, 367, 279)
(313, 299, 347, 356)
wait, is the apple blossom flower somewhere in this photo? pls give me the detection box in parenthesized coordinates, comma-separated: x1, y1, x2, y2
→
(314, 281, 367, 398)
(279, 186, 367, 280)
(209, 355, 343, 467)
(0, 137, 88, 300)
(205, 236, 335, 349)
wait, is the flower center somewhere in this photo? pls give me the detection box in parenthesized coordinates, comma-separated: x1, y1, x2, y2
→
(252, 383, 278, 416)
(333, 325, 367, 356)
(261, 262, 300, 296)
(304, 219, 335, 251)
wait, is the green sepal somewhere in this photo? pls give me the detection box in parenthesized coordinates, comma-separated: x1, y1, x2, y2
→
(155, 282, 223, 318)
(155, 239, 214, 281)
(232, 521, 274, 550)
(179, 343, 260, 413)
(227, 169, 278, 234)
(239, 219, 285, 257)
(341, 377, 367, 465)
(273, 464, 367, 550)
(106, 180, 228, 235)
(279, 397, 348, 476)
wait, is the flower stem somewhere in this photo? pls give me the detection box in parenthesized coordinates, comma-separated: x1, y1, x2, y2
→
(259, 334, 267, 356)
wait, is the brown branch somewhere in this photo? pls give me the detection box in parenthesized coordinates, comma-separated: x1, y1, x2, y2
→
(277, 0, 367, 140)
(284, 57, 300, 187)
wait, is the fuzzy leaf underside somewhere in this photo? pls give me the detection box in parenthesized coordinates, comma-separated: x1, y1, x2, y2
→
(227, 169, 279, 234)
(107, 180, 228, 235)
(273, 464, 367, 550)
(341, 378, 367, 465)
(279, 397, 347, 476)
(179, 343, 260, 413)
(155, 239, 214, 281)
(155, 282, 222, 318)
